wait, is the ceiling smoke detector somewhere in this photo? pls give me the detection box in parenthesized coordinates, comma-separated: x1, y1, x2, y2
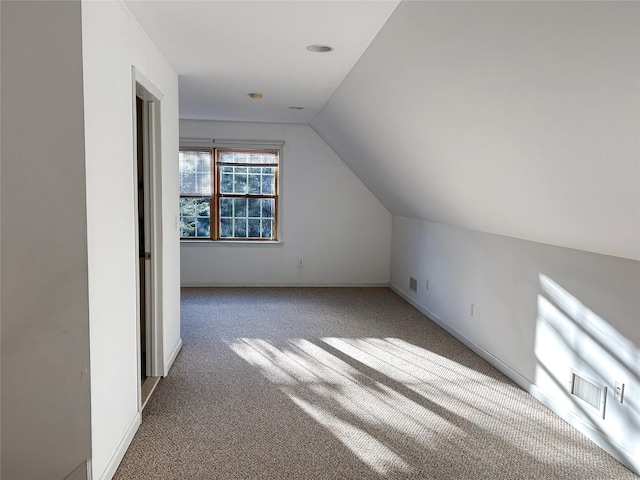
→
(306, 44, 334, 53)
(248, 92, 263, 99)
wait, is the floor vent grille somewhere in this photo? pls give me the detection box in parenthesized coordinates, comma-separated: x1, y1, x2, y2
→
(571, 372, 606, 416)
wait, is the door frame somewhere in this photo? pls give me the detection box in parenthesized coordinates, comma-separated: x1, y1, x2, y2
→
(132, 67, 165, 411)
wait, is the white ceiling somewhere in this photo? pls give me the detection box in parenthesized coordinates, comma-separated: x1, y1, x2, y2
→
(124, 0, 400, 124)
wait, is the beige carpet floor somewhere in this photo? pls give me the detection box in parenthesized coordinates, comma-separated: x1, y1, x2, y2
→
(114, 287, 637, 479)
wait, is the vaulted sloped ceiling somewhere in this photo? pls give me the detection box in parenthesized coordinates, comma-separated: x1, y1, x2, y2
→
(312, 1, 639, 260)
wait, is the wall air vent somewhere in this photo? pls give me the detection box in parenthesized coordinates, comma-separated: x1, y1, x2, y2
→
(409, 277, 418, 293)
(571, 371, 607, 418)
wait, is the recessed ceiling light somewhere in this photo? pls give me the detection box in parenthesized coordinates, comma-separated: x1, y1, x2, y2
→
(306, 44, 334, 53)
(288, 106, 304, 110)
(248, 92, 263, 99)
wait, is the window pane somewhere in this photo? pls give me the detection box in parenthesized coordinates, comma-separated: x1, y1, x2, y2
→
(180, 154, 196, 172)
(263, 167, 274, 174)
(248, 174, 260, 194)
(181, 217, 196, 237)
(248, 219, 261, 238)
(180, 150, 211, 194)
(179, 153, 196, 194)
(220, 198, 232, 217)
(261, 219, 273, 238)
(222, 166, 233, 173)
(196, 172, 212, 195)
(249, 167, 261, 174)
(196, 199, 210, 217)
(221, 174, 233, 194)
(219, 151, 277, 165)
(220, 218, 232, 238)
(262, 175, 274, 194)
(233, 198, 247, 217)
(180, 171, 196, 194)
(180, 198, 196, 216)
(180, 198, 210, 238)
(195, 154, 211, 173)
(234, 173, 247, 194)
(196, 218, 210, 237)
(220, 152, 235, 163)
(234, 218, 247, 237)
(248, 198, 261, 218)
(261, 198, 274, 218)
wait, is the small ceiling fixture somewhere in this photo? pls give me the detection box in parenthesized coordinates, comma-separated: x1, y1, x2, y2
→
(306, 44, 334, 53)
(288, 106, 304, 110)
(248, 92, 263, 99)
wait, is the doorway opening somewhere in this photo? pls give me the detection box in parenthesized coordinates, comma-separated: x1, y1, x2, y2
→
(134, 71, 164, 410)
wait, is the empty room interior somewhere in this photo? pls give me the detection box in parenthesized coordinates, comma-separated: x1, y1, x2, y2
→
(1, 1, 639, 479)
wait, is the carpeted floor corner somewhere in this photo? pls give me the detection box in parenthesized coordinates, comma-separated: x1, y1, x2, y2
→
(114, 287, 638, 479)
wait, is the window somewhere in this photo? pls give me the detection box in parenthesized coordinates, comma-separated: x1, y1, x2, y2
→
(179, 147, 279, 241)
(179, 148, 213, 238)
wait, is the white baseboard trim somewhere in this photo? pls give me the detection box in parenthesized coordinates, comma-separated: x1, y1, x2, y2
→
(529, 385, 639, 475)
(390, 284, 531, 389)
(164, 337, 182, 375)
(181, 282, 390, 288)
(97, 413, 141, 480)
(390, 283, 639, 476)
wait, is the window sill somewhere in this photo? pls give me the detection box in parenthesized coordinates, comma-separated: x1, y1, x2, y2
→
(180, 240, 284, 247)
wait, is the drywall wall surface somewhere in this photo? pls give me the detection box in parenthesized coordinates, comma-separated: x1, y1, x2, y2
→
(313, 0, 639, 260)
(391, 215, 639, 473)
(0, 1, 3, 473)
(180, 120, 391, 286)
(1, 1, 91, 478)
(82, 1, 180, 478)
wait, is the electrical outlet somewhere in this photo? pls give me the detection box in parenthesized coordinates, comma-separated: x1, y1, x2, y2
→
(614, 382, 625, 403)
(470, 304, 475, 317)
(298, 258, 304, 268)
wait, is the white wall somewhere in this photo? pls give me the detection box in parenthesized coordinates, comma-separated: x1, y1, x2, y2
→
(81, 1, 181, 478)
(1, 2, 92, 478)
(391, 216, 639, 474)
(313, 0, 639, 260)
(180, 120, 391, 287)
(0, 1, 3, 472)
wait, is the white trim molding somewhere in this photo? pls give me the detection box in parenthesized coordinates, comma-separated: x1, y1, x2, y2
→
(165, 338, 183, 376)
(181, 282, 390, 288)
(179, 138, 285, 150)
(97, 413, 141, 480)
